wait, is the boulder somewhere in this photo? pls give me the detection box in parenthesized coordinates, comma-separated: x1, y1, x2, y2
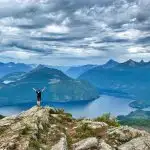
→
(82, 120, 108, 129)
(81, 120, 108, 137)
(106, 126, 148, 147)
(118, 136, 150, 150)
(72, 137, 98, 150)
(98, 139, 113, 150)
(51, 136, 68, 150)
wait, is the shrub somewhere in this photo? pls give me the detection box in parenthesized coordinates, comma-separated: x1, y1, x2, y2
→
(66, 133, 73, 150)
(0, 115, 4, 119)
(21, 126, 31, 135)
(75, 123, 95, 140)
(65, 113, 72, 118)
(29, 140, 41, 150)
(0, 128, 4, 135)
(55, 108, 65, 114)
(95, 113, 120, 127)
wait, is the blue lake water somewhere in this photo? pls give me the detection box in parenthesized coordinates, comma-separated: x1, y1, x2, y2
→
(0, 95, 136, 118)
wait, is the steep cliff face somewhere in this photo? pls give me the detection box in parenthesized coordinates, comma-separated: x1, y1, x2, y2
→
(0, 106, 150, 150)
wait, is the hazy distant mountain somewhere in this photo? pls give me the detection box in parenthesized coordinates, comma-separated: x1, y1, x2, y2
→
(51, 66, 70, 72)
(118, 110, 150, 120)
(119, 59, 139, 67)
(46, 65, 70, 72)
(0, 62, 34, 77)
(118, 59, 150, 68)
(0, 66, 99, 106)
(66, 64, 97, 78)
(102, 59, 119, 68)
(0, 72, 26, 84)
(79, 59, 150, 108)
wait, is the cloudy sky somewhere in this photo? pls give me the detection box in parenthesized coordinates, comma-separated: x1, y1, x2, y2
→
(0, 0, 150, 65)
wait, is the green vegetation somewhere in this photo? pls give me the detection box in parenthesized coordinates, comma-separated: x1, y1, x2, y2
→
(66, 133, 73, 150)
(118, 110, 150, 131)
(65, 112, 72, 118)
(0, 115, 4, 119)
(53, 108, 73, 123)
(21, 125, 31, 135)
(75, 123, 95, 140)
(95, 113, 120, 127)
(71, 113, 120, 143)
(54, 108, 65, 114)
(0, 128, 4, 135)
(29, 140, 41, 150)
(119, 118, 150, 129)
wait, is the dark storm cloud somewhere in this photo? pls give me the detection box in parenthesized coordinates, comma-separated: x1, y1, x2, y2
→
(136, 36, 150, 44)
(32, 36, 83, 42)
(6, 42, 45, 53)
(17, 24, 44, 29)
(101, 37, 130, 43)
(0, 0, 149, 65)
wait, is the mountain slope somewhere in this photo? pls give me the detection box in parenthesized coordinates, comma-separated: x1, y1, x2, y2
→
(0, 72, 26, 84)
(118, 110, 150, 131)
(79, 60, 150, 108)
(0, 62, 33, 77)
(0, 106, 150, 150)
(66, 65, 97, 78)
(0, 66, 99, 106)
(102, 59, 119, 69)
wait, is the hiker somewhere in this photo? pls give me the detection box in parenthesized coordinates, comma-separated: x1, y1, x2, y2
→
(33, 87, 46, 106)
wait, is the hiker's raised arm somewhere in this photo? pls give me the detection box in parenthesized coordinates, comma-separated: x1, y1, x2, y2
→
(33, 88, 36, 92)
(42, 87, 46, 92)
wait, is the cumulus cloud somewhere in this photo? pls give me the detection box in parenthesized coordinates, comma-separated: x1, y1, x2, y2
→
(43, 24, 70, 33)
(0, 0, 149, 65)
(0, 50, 40, 60)
(128, 46, 148, 53)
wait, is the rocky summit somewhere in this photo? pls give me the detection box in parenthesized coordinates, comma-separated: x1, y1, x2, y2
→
(0, 106, 150, 150)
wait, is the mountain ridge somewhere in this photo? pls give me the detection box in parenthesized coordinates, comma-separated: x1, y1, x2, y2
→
(79, 59, 150, 109)
(66, 64, 98, 78)
(0, 66, 99, 106)
(0, 62, 34, 78)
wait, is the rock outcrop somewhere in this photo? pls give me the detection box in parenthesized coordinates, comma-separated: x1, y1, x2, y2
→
(0, 106, 150, 150)
(118, 136, 150, 150)
(106, 126, 148, 148)
(51, 136, 68, 150)
(72, 137, 98, 150)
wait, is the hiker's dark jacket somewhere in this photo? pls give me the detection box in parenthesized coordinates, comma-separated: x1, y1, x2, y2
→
(36, 90, 42, 101)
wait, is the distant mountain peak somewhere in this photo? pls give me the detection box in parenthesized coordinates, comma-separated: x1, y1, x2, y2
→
(123, 59, 138, 67)
(102, 59, 119, 68)
(127, 59, 135, 62)
(66, 64, 97, 78)
(35, 64, 47, 70)
(140, 60, 145, 64)
(29, 64, 51, 75)
(7, 62, 15, 65)
(107, 59, 118, 64)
